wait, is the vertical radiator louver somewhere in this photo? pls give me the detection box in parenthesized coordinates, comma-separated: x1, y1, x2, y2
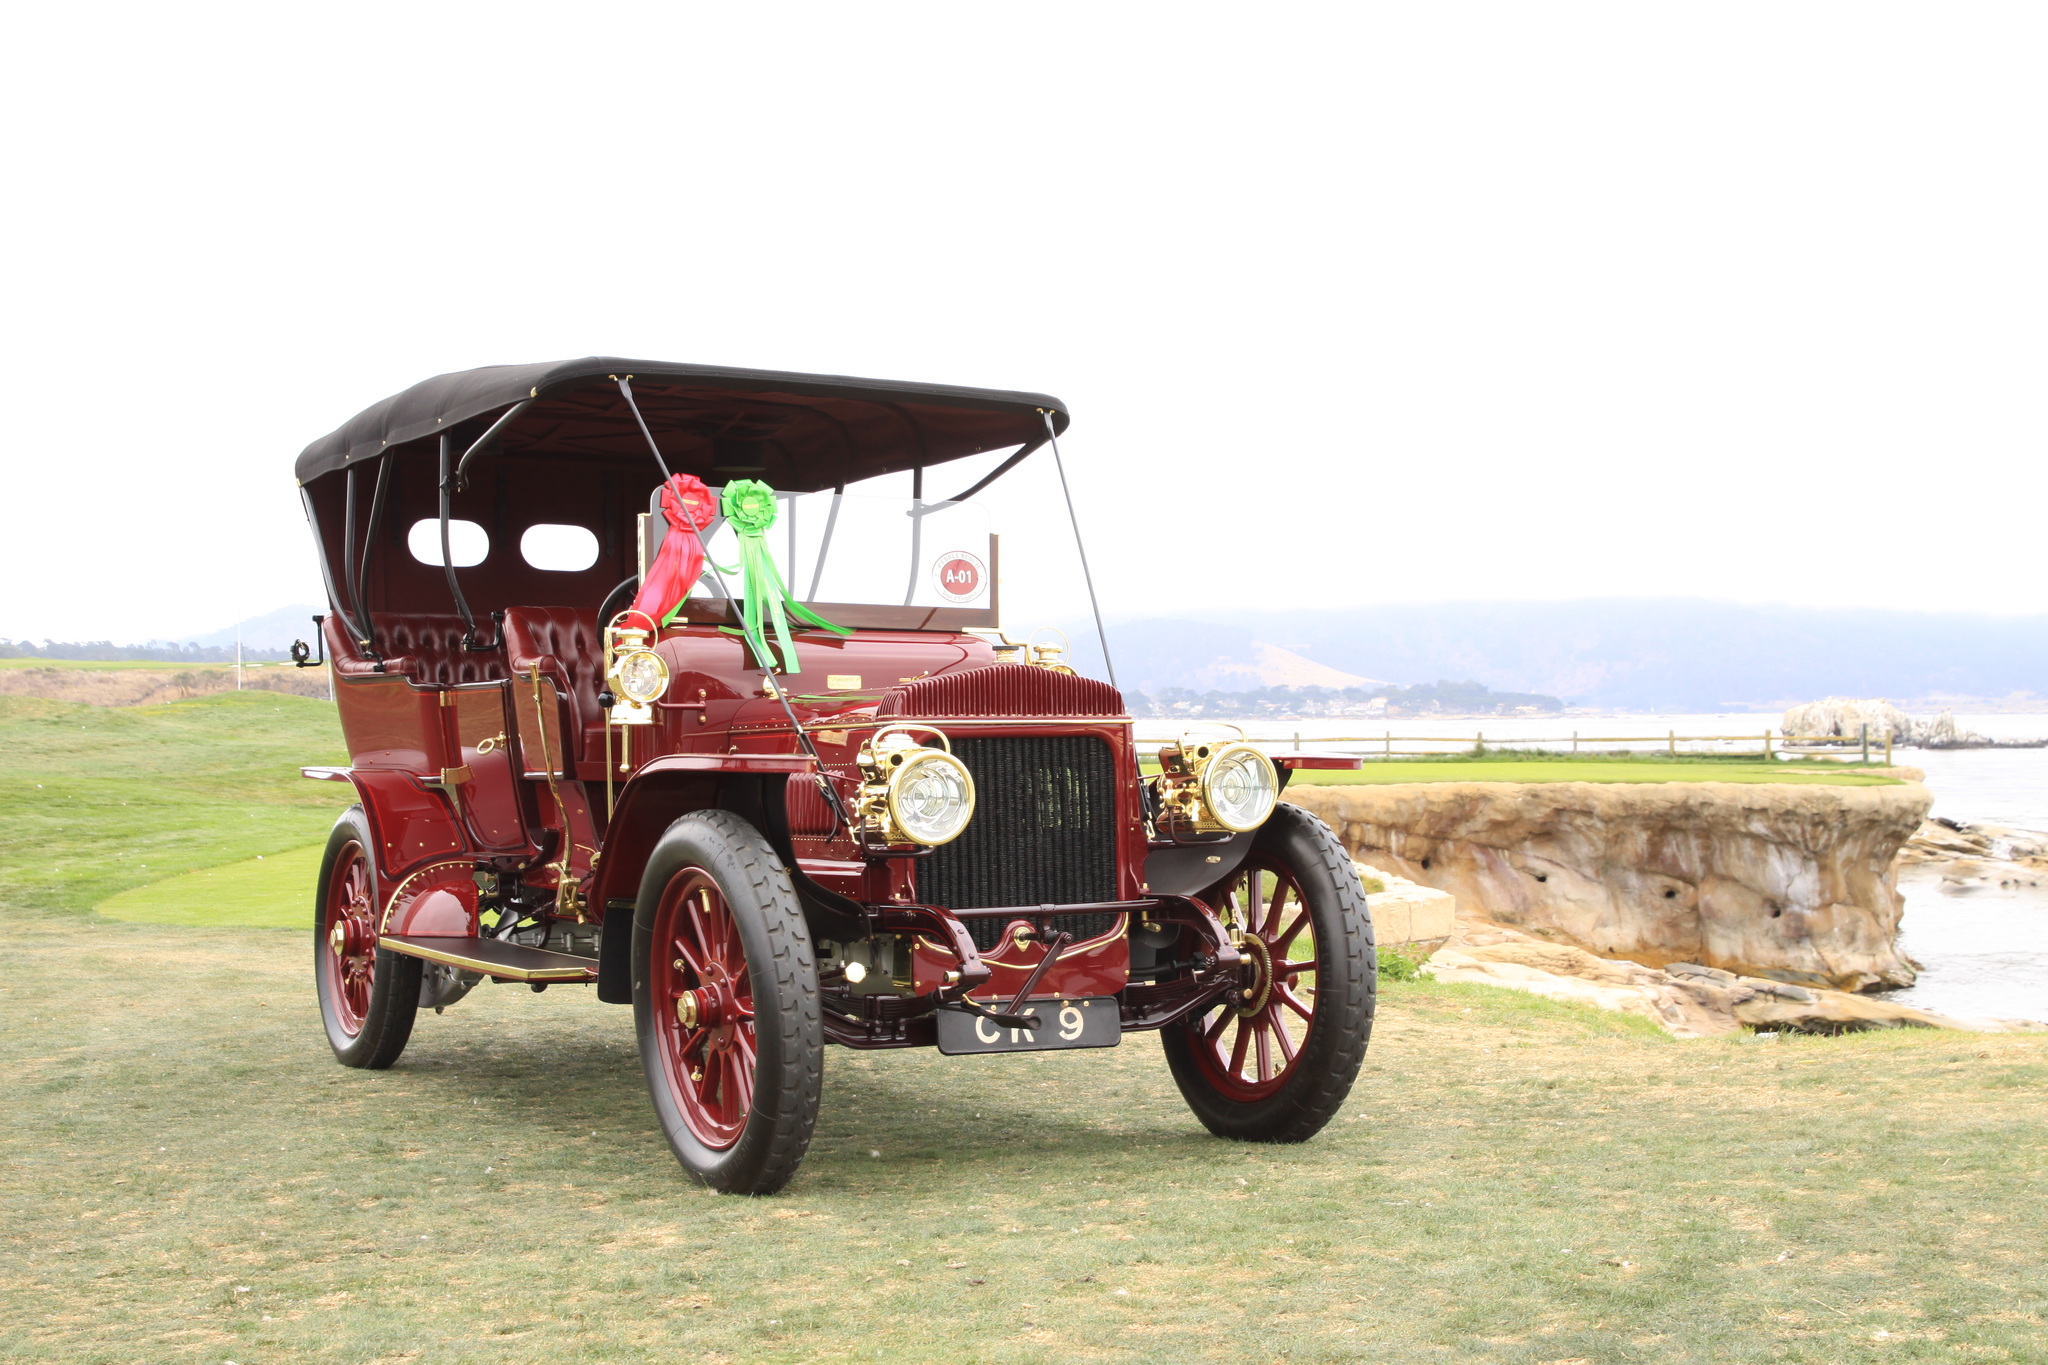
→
(917, 735, 1120, 951)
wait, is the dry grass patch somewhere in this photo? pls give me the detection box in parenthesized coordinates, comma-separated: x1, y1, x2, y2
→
(0, 663, 330, 706)
(2, 912, 2043, 1363)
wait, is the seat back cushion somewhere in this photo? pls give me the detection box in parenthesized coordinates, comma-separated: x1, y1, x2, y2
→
(500, 607, 606, 744)
(326, 611, 506, 687)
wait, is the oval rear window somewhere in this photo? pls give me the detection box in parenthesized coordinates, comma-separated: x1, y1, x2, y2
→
(407, 518, 489, 567)
(520, 523, 600, 572)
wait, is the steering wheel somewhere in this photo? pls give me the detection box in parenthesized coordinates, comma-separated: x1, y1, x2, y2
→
(597, 576, 639, 639)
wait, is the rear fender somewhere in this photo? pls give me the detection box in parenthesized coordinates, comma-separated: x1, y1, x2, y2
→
(305, 766, 465, 884)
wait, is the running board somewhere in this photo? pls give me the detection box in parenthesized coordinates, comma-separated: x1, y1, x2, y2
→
(379, 935, 598, 982)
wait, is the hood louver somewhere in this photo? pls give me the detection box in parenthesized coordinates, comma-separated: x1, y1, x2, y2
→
(878, 663, 1125, 720)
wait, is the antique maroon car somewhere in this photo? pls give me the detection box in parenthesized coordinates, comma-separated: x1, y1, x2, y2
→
(295, 359, 1375, 1194)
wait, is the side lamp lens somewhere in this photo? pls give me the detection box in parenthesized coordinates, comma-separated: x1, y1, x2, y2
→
(615, 649, 670, 703)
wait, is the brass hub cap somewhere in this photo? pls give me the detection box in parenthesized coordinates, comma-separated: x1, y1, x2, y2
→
(1234, 932, 1273, 1018)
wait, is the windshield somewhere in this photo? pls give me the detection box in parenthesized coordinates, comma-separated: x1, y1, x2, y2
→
(675, 489, 993, 613)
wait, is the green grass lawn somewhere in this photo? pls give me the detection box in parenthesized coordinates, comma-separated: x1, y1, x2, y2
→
(6, 690, 2038, 1362)
(96, 844, 326, 929)
(0, 693, 351, 921)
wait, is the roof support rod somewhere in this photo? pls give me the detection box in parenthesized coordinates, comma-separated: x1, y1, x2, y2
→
(300, 485, 377, 662)
(941, 438, 1044, 504)
(342, 465, 362, 646)
(438, 434, 496, 651)
(901, 466, 923, 606)
(1041, 411, 1118, 690)
(452, 398, 534, 493)
(341, 452, 393, 659)
(612, 376, 673, 481)
(613, 376, 738, 602)
(806, 483, 844, 601)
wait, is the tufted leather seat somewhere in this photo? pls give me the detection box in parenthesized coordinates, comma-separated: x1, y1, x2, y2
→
(325, 612, 507, 687)
(500, 606, 608, 765)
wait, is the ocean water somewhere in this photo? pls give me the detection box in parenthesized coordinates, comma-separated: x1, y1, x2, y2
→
(1137, 712, 2048, 1024)
(1887, 729, 2048, 1023)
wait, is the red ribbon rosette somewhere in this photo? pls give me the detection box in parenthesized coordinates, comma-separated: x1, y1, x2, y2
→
(631, 473, 720, 627)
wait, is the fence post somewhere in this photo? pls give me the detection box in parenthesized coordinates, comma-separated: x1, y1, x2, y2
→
(1669, 729, 1676, 757)
(1385, 730, 1391, 759)
(1861, 723, 1869, 764)
(1572, 731, 1578, 754)
(1885, 731, 1892, 765)
(1763, 730, 1772, 761)
(1476, 730, 1484, 755)
(1293, 731, 1300, 752)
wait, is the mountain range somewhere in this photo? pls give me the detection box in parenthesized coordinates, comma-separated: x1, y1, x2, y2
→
(1100, 600, 2048, 712)
(118, 598, 2048, 713)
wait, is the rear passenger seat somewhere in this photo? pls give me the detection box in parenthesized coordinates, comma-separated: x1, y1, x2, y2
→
(324, 612, 508, 686)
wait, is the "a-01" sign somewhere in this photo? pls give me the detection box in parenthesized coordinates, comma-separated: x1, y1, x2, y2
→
(931, 550, 987, 603)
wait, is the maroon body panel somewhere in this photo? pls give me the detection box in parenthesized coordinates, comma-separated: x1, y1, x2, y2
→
(305, 404, 1216, 1049)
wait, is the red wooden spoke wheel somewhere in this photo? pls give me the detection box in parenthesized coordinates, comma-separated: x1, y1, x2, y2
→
(1161, 802, 1375, 1142)
(314, 806, 420, 1069)
(322, 840, 378, 1036)
(631, 810, 821, 1195)
(650, 868, 759, 1150)
(1189, 853, 1320, 1101)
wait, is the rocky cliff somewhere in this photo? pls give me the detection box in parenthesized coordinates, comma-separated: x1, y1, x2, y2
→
(1286, 779, 1933, 992)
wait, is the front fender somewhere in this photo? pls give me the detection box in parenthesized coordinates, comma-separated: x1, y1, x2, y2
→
(589, 753, 865, 1003)
(588, 753, 815, 908)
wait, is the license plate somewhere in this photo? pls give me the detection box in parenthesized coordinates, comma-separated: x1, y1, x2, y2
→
(935, 996, 1122, 1055)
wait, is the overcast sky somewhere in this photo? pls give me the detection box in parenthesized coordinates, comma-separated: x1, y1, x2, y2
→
(3, 3, 2043, 646)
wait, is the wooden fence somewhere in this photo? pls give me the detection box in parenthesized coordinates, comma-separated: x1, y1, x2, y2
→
(1138, 727, 1896, 764)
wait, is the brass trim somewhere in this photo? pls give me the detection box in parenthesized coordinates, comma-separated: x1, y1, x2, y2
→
(378, 860, 475, 934)
(974, 911, 1130, 968)
(525, 665, 585, 921)
(718, 715, 1134, 740)
(377, 936, 595, 981)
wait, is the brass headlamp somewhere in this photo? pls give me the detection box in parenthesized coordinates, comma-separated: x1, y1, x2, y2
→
(855, 725, 976, 847)
(1151, 732, 1279, 836)
(603, 617, 669, 725)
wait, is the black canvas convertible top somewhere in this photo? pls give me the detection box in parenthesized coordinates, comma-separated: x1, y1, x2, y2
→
(295, 357, 1069, 493)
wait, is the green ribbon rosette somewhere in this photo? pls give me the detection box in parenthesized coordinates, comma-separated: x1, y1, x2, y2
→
(719, 479, 848, 672)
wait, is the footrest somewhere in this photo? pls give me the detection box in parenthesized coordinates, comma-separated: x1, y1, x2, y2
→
(380, 935, 598, 982)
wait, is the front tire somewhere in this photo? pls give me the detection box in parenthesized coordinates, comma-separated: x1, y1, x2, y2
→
(1161, 802, 1375, 1142)
(315, 806, 422, 1068)
(632, 809, 822, 1195)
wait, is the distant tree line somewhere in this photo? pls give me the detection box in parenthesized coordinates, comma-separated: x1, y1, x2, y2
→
(1126, 679, 1565, 719)
(0, 639, 295, 663)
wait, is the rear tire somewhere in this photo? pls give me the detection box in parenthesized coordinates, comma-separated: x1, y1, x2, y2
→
(1160, 802, 1375, 1142)
(632, 809, 822, 1195)
(315, 806, 422, 1069)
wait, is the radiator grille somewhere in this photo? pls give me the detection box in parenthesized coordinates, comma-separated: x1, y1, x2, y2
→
(918, 735, 1119, 951)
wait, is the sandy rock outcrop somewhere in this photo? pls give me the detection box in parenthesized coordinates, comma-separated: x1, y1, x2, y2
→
(1424, 942, 1743, 1036)
(1780, 697, 1988, 747)
(1353, 861, 1455, 950)
(1782, 697, 1918, 743)
(1287, 780, 1932, 992)
(1423, 939, 2028, 1035)
(1898, 816, 2048, 884)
